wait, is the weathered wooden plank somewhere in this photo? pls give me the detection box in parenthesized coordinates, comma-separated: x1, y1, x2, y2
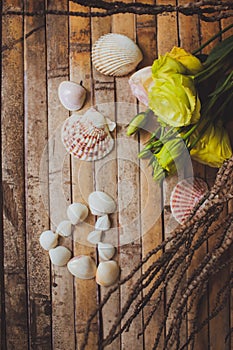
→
(46, 1, 76, 349)
(136, 4, 165, 349)
(24, 0, 52, 348)
(200, 18, 229, 350)
(91, 12, 120, 350)
(69, 3, 98, 349)
(1, 1, 28, 348)
(112, 10, 144, 349)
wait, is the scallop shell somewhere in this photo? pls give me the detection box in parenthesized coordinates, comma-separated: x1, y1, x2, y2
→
(61, 108, 114, 161)
(170, 177, 208, 224)
(92, 33, 143, 77)
(96, 261, 120, 287)
(49, 246, 72, 266)
(39, 230, 59, 251)
(95, 215, 111, 231)
(56, 220, 72, 237)
(87, 230, 103, 245)
(67, 203, 88, 225)
(98, 242, 115, 261)
(67, 255, 97, 279)
(58, 81, 86, 111)
(88, 191, 116, 216)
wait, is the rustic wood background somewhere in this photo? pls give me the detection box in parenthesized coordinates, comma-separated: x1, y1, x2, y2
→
(1, 0, 233, 349)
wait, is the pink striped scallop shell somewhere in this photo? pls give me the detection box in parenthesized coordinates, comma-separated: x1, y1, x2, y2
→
(170, 177, 208, 224)
(61, 108, 114, 161)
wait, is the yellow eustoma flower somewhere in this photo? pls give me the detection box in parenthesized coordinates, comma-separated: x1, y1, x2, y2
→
(190, 122, 232, 167)
(168, 47, 204, 75)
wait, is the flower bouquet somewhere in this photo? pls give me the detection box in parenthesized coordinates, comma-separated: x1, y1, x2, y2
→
(127, 25, 233, 182)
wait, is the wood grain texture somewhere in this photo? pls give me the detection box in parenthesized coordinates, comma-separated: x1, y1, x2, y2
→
(46, 0, 76, 349)
(69, 2, 98, 349)
(1, 0, 28, 348)
(24, 0, 52, 348)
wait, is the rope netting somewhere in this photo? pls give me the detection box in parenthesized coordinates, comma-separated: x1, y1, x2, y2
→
(1, 0, 233, 22)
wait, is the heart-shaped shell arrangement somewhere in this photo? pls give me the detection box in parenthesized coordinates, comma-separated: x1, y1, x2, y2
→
(39, 191, 120, 287)
(61, 108, 116, 161)
(92, 33, 143, 77)
(170, 177, 208, 224)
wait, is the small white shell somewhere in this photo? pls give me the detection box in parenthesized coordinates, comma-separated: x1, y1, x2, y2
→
(49, 246, 72, 266)
(61, 108, 114, 161)
(92, 33, 143, 77)
(128, 66, 153, 106)
(56, 220, 72, 237)
(87, 230, 103, 245)
(67, 203, 88, 225)
(39, 230, 59, 251)
(95, 215, 111, 231)
(67, 255, 97, 279)
(88, 191, 116, 216)
(170, 177, 208, 224)
(98, 242, 115, 261)
(96, 261, 120, 287)
(58, 81, 86, 111)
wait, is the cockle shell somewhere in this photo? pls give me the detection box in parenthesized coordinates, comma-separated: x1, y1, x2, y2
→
(98, 242, 116, 261)
(67, 255, 97, 279)
(58, 81, 86, 111)
(88, 190, 117, 216)
(87, 230, 103, 245)
(170, 177, 208, 225)
(67, 203, 88, 225)
(92, 33, 143, 77)
(39, 230, 59, 251)
(61, 108, 114, 161)
(56, 220, 72, 237)
(95, 215, 111, 231)
(96, 261, 120, 287)
(49, 246, 72, 266)
(128, 66, 153, 106)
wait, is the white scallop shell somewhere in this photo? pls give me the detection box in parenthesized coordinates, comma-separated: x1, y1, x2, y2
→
(95, 215, 111, 231)
(49, 246, 72, 266)
(56, 220, 72, 237)
(61, 108, 114, 161)
(67, 255, 97, 279)
(88, 191, 116, 216)
(92, 33, 143, 77)
(170, 177, 208, 224)
(96, 261, 120, 287)
(58, 81, 86, 111)
(39, 230, 59, 251)
(98, 242, 115, 261)
(67, 203, 88, 225)
(87, 230, 103, 245)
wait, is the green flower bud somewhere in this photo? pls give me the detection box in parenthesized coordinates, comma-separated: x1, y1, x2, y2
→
(127, 110, 150, 136)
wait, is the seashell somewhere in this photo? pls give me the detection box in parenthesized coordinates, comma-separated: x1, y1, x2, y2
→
(58, 81, 86, 111)
(96, 261, 120, 287)
(67, 255, 97, 279)
(88, 190, 116, 216)
(170, 177, 208, 225)
(98, 242, 115, 261)
(92, 33, 143, 77)
(95, 215, 111, 231)
(105, 117, 116, 132)
(56, 220, 72, 237)
(61, 108, 114, 161)
(39, 230, 59, 251)
(87, 230, 103, 245)
(49, 246, 72, 266)
(128, 66, 153, 106)
(67, 203, 88, 225)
